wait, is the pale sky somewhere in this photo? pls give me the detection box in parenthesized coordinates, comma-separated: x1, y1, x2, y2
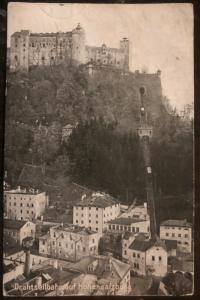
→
(7, 2, 194, 111)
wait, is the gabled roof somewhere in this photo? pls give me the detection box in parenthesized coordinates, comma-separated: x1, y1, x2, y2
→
(129, 239, 153, 252)
(74, 192, 119, 208)
(18, 163, 58, 189)
(129, 237, 167, 252)
(4, 219, 27, 230)
(108, 217, 145, 225)
(160, 219, 192, 228)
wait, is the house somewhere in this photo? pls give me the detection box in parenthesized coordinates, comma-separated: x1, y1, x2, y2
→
(39, 223, 101, 261)
(120, 202, 149, 220)
(4, 186, 49, 221)
(107, 217, 150, 235)
(160, 219, 192, 253)
(125, 236, 168, 277)
(4, 219, 36, 245)
(4, 261, 79, 296)
(73, 191, 120, 234)
(66, 255, 131, 295)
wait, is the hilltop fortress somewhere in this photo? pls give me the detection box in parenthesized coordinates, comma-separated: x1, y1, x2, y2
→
(9, 24, 130, 72)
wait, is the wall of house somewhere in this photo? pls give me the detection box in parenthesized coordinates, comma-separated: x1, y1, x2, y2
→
(107, 220, 150, 235)
(160, 225, 192, 253)
(73, 203, 120, 234)
(146, 246, 168, 277)
(39, 227, 100, 261)
(4, 191, 48, 221)
(127, 249, 146, 276)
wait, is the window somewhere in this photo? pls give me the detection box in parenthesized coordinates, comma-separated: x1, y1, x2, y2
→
(178, 234, 181, 238)
(172, 233, 175, 237)
(71, 244, 73, 249)
(89, 214, 91, 217)
(81, 207, 84, 210)
(52, 241, 55, 245)
(59, 242, 61, 247)
(124, 243, 127, 247)
(27, 210, 29, 214)
(20, 210, 22, 214)
(32, 43, 34, 47)
(43, 43, 45, 48)
(89, 207, 91, 210)
(136, 228, 139, 232)
(185, 242, 189, 245)
(96, 221, 98, 224)
(81, 220, 83, 224)
(42, 240, 45, 245)
(76, 220, 78, 223)
(14, 202, 16, 206)
(152, 256, 155, 261)
(92, 239, 95, 243)
(159, 256, 162, 261)
(76, 213, 78, 216)
(166, 233, 169, 237)
(81, 214, 84, 217)
(96, 208, 98, 211)
(96, 214, 98, 218)
(124, 250, 127, 255)
(89, 220, 91, 223)
(185, 234, 188, 238)
(136, 263, 139, 269)
(27, 204, 29, 207)
(83, 247, 86, 252)
(109, 225, 111, 229)
(133, 252, 136, 257)
(137, 253, 140, 258)
(96, 228, 98, 231)
(66, 243, 68, 248)
(178, 241, 181, 244)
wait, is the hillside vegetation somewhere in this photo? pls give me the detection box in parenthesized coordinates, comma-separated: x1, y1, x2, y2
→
(4, 64, 193, 223)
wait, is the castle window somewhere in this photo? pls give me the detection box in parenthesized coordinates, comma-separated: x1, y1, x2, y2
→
(14, 55, 18, 61)
(51, 57, 54, 60)
(32, 43, 34, 47)
(15, 44, 17, 48)
(42, 56, 45, 60)
(43, 43, 45, 48)
(23, 44, 25, 47)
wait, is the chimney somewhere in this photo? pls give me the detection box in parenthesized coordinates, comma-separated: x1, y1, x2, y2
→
(24, 248, 31, 277)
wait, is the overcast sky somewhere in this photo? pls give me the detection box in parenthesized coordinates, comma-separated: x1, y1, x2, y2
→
(7, 2, 193, 111)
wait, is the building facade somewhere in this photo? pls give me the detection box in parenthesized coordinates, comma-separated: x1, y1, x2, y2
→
(4, 186, 49, 221)
(73, 192, 120, 234)
(39, 224, 101, 261)
(4, 219, 36, 245)
(160, 219, 192, 253)
(9, 24, 130, 72)
(107, 217, 150, 235)
(125, 238, 168, 277)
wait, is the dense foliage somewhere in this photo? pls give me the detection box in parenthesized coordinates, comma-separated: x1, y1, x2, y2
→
(4, 64, 193, 222)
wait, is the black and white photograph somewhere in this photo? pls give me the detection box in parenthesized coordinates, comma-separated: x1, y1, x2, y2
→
(3, 2, 194, 296)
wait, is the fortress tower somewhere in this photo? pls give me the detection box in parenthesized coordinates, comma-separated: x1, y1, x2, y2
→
(10, 30, 30, 71)
(120, 38, 130, 72)
(71, 23, 86, 65)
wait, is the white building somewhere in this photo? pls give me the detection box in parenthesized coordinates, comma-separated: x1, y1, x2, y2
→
(107, 217, 150, 235)
(73, 192, 120, 234)
(39, 223, 101, 261)
(125, 237, 168, 277)
(120, 202, 149, 220)
(4, 219, 36, 245)
(160, 219, 192, 253)
(4, 186, 49, 221)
